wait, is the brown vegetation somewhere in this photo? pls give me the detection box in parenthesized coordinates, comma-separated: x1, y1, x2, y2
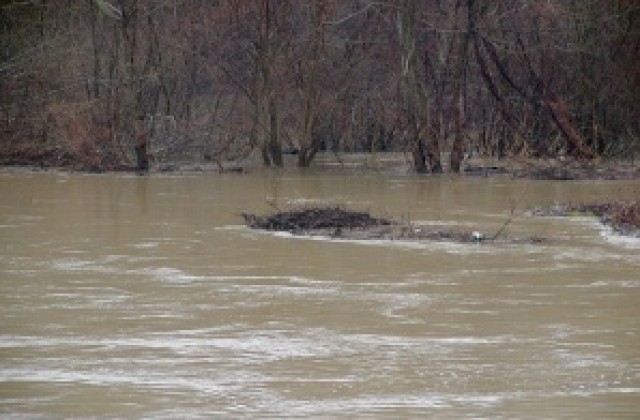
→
(1, 1, 638, 172)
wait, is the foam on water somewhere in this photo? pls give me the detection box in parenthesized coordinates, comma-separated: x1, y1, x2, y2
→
(600, 226, 640, 249)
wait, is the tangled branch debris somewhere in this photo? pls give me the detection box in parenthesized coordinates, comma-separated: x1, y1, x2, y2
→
(531, 200, 640, 236)
(242, 206, 392, 233)
(242, 206, 544, 244)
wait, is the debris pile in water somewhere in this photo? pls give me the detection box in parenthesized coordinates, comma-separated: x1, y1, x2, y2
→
(242, 206, 544, 244)
(241, 206, 392, 233)
(604, 201, 640, 232)
(531, 200, 640, 236)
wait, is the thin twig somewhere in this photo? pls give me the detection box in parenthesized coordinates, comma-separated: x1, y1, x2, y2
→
(491, 185, 528, 240)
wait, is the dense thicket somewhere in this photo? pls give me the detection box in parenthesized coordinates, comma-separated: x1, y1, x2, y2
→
(1, 1, 638, 171)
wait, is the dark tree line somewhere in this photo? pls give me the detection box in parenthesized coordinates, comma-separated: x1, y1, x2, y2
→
(1, 0, 638, 172)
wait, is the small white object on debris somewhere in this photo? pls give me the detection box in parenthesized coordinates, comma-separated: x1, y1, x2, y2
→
(472, 231, 485, 242)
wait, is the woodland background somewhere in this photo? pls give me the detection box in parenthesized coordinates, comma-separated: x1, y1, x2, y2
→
(0, 0, 638, 172)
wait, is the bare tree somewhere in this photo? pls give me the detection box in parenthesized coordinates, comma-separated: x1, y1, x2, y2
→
(396, 0, 439, 173)
(1, 0, 638, 170)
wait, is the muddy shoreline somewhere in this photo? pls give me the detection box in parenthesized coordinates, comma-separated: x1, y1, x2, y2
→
(1, 152, 639, 180)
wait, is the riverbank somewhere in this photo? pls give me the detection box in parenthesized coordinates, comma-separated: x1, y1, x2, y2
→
(313, 153, 640, 180)
(2, 151, 639, 180)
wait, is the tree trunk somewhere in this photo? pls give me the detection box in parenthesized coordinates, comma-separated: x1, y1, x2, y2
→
(398, 0, 443, 174)
(411, 132, 428, 173)
(134, 120, 149, 173)
(297, 90, 317, 167)
(267, 96, 282, 166)
(450, 4, 472, 173)
(544, 93, 595, 159)
(134, 142, 148, 172)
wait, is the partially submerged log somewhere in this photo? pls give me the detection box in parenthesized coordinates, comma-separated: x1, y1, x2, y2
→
(242, 206, 545, 244)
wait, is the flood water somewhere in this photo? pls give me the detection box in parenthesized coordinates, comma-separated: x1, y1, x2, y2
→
(1, 170, 639, 418)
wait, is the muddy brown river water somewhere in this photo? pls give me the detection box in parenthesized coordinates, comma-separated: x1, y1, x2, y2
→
(1, 170, 639, 418)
